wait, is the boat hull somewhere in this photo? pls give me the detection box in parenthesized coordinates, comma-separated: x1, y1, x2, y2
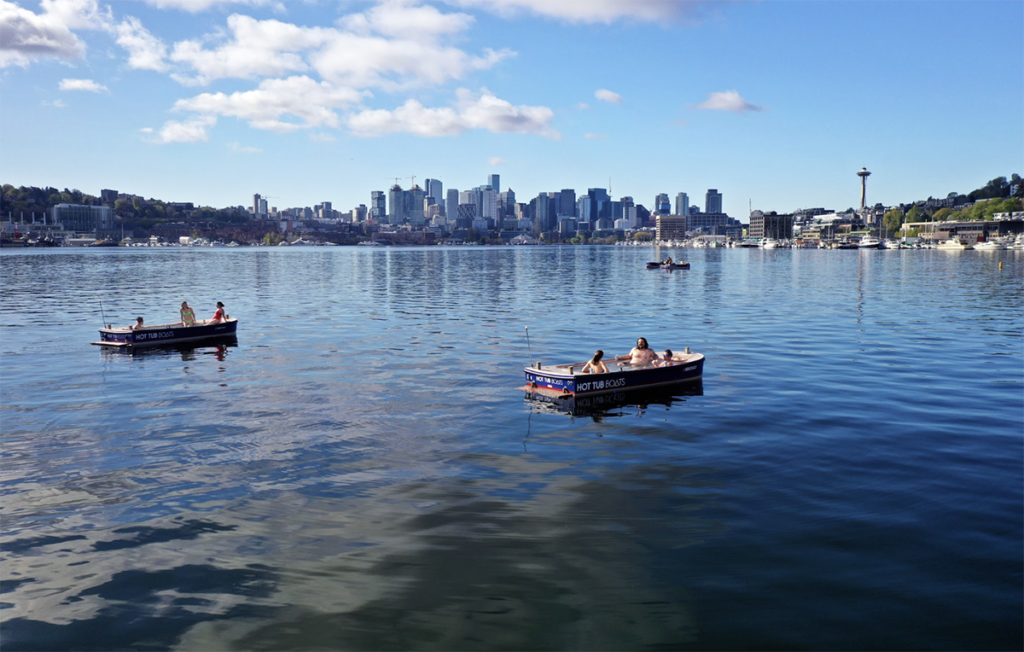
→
(93, 319, 238, 347)
(523, 353, 704, 396)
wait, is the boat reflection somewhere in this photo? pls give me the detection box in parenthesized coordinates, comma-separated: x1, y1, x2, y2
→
(523, 380, 703, 420)
(99, 336, 237, 362)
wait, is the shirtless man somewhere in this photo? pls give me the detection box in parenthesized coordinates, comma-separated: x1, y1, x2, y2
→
(617, 337, 659, 366)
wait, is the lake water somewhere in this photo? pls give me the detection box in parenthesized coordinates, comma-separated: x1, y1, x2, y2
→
(1, 245, 1022, 651)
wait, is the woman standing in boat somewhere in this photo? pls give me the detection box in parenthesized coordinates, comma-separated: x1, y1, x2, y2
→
(179, 301, 196, 327)
(617, 338, 659, 366)
(210, 301, 227, 324)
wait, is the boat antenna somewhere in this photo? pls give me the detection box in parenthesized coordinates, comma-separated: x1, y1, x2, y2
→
(525, 326, 534, 366)
(100, 300, 108, 327)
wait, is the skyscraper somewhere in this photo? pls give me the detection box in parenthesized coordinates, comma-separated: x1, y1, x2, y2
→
(425, 178, 443, 205)
(407, 185, 426, 226)
(487, 174, 500, 194)
(370, 191, 386, 220)
(705, 189, 723, 214)
(559, 189, 576, 218)
(675, 192, 689, 216)
(446, 188, 459, 221)
(388, 184, 405, 225)
(655, 193, 671, 215)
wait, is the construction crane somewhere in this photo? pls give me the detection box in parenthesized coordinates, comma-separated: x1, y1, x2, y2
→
(386, 177, 402, 187)
(408, 175, 417, 188)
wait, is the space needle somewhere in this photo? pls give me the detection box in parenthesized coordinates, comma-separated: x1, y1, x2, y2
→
(857, 167, 871, 213)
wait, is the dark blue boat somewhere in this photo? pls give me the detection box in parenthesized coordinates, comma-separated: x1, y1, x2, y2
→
(646, 261, 690, 269)
(92, 318, 238, 348)
(523, 351, 704, 397)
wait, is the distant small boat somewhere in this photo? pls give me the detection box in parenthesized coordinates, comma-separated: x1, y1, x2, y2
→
(973, 240, 1006, 251)
(522, 351, 704, 397)
(858, 236, 881, 249)
(93, 318, 238, 348)
(646, 261, 690, 269)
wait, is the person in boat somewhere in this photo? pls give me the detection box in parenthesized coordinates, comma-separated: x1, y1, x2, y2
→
(131, 316, 145, 330)
(209, 301, 227, 324)
(658, 349, 674, 366)
(617, 338, 659, 366)
(582, 350, 609, 374)
(180, 301, 196, 327)
(663, 257, 673, 266)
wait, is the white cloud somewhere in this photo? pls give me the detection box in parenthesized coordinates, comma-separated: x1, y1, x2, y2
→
(693, 89, 763, 112)
(577, 102, 590, 110)
(227, 141, 261, 153)
(584, 132, 606, 139)
(116, 16, 168, 71)
(44, 98, 68, 108)
(595, 88, 622, 104)
(173, 75, 364, 133)
(136, 0, 275, 12)
(170, 14, 331, 85)
(59, 77, 107, 92)
(155, 114, 217, 143)
(341, 1, 475, 42)
(488, 156, 507, 165)
(347, 88, 559, 139)
(449, 0, 717, 24)
(0, 0, 86, 66)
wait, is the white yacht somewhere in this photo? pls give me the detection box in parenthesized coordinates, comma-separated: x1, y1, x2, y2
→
(973, 240, 1006, 251)
(936, 237, 972, 250)
(761, 238, 780, 249)
(858, 236, 881, 249)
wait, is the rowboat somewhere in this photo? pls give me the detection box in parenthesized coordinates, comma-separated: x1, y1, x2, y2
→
(646, 261, 690, 269)
(92, 318, 238, 348)
(522, 350, 704, 397)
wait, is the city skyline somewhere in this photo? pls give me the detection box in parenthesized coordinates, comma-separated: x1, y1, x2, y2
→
(1, 1, 1021, 219)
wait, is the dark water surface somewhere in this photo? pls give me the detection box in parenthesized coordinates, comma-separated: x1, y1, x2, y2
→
(1, 246, 1021, 651)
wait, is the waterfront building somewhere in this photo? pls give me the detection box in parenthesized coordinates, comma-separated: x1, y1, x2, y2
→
(51, 203, 113, 235)
(675, 192, 689, 216)
(705, 189, 723, 214)
(100, 189, 118, 204)
(656, 215, 687, 241)
(749, 211, 794, 240)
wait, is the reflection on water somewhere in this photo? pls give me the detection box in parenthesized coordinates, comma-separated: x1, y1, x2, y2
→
(1, 247, 1021, 651)
(523, 380, 705, 420)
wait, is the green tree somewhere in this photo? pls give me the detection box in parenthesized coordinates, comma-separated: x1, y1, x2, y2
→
(632, 231, 653, 242)
(932, 207, 952, 222)
(882, 208, 903, 234)
(905, 206, 925, 223)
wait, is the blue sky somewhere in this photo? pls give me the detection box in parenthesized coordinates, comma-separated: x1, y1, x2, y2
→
(1, 0, 1021, 219)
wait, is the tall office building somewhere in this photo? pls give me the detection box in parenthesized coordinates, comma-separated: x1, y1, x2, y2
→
(675, 192, 689, 216)
(253, 193, 262, 216)
(558, 189, 576, 218)
(535, 192, 555, 231)
(425, 178, 443, 207)
(705, 189, 723, 214)
(446, 188, 459, 222)
(370, 191, 386, 220)
(655, 193, 671, 215)
(487, 174, 500, 194)
(388, 184, 405, 225)
(407, 185, 426, 226)
(500, 189, 516, 218)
